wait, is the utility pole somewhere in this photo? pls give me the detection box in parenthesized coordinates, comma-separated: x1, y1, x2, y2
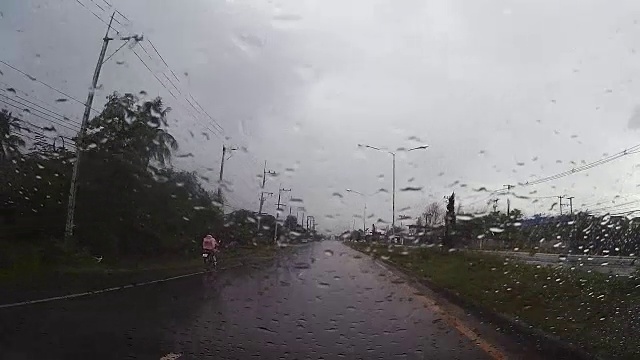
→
(503, 184, 515, 217)
(217, 145, 237, 207)
(307, 216, 315, 232)
(567, 196, 575, 215)
(558, 195, 565, 216)
(392, 152, 396, 235)
(64, 13, 116, 245)
(256, 161, 276, 232)
(273, 187, 291, 243)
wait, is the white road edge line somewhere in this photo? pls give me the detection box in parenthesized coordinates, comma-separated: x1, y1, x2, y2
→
(0, 261, 248, 309)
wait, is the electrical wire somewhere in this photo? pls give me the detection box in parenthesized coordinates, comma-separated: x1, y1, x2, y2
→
(522, 144, 640, 186)
(0, 60, 100, 114)
(17, 120, 77, 146)
(0, 97, 81, 132)
(0, 90, 82, 127)
(131, 48, 223, 140)
(74, 3, 228, 139)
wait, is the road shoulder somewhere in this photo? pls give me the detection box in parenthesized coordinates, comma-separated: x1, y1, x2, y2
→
(349, 243, 602, 360)
(0, 245, 281, 306)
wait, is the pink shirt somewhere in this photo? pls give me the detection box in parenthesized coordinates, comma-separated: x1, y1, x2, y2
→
(202, 236, 218, 250)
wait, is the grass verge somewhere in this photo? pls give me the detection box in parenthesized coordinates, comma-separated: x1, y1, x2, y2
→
(348, 242, 639, 360)
(0, 245, 279, 304)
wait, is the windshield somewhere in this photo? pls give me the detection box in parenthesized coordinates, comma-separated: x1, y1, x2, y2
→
(1, 1, 638, 359)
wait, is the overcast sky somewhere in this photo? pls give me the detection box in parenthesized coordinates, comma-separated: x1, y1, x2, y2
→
(3, 0, 640, 232)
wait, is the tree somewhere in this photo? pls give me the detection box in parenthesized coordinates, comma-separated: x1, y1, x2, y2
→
(510, 208, 523, 221)
(283, 215, 297, 230)
(443, 192, 455, 248)
(0, 110, 25, 163)
(84, 93, 178, 168)
(422, 201, 444, 227)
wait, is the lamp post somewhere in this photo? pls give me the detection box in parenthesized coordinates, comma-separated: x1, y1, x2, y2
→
(346, 188, 367, 236)
(358, 144, 429, 236)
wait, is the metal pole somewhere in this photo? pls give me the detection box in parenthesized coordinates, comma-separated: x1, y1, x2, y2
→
(217, 145, 226, 204)
(567, 196, 574, 215)
(392, 152, 396, 234)
(257, 161, 271, 232)
(363, 202, 367, 235)
(64, 13, 115, 245)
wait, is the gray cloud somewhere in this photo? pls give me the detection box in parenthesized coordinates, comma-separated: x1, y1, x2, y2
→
(4, 0, 640, 232)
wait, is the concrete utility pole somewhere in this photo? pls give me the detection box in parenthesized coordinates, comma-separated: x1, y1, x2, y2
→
(273, 187, 291, 243)
(567, 196, 575, 215)
(503, 184, 515, 217)
(64, 13, 115, 245)
(217, 145, 237, 207)
(558, 195, 565, 216)
(256, 160, 276, 232)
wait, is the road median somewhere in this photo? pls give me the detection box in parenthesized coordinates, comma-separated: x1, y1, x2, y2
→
(348, 242, 639, 360)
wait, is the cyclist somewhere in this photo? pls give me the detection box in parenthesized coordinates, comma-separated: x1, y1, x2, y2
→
(202, 234, 219, 267)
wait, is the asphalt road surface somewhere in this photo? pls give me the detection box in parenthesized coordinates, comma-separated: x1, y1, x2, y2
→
(1, 241, 521, 360)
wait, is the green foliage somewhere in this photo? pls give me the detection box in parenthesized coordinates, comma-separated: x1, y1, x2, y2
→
(0, 92, 238, 269)
(350, 244, 640, 360)
(0, 109, 25, 162)
(283, 215, 297, 230)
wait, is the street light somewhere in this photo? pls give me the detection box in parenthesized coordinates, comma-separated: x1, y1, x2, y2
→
(358, 143, 429, 235)
(346, 188, 367, 235)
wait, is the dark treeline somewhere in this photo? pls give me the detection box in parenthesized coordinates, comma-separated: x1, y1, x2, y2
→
(0, 93, 312, 270)
(450, 209, 640, 256)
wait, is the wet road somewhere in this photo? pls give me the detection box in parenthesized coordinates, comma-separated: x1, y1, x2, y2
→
(1, 241, 497, 359)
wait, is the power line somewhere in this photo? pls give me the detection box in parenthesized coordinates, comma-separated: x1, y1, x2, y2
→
(16, 129, 76, 150)
(0, 60, 100, 114)
(0, 97, 81, 132)
(523, 144, 640, 186)
(137, 42, 226, 134)
(1, 90, 82, 127)
(87, 0, 105, 12)
(75, 2, 228, 139)
(131, 48, 223, 139)
(74, 0, 121, 34)
(147, 39, 179, 83)
(16, 119, 77, 144)
(0, 81, 79, 121)
(0, 94, 81, 130)
(101, 39, 130, 65)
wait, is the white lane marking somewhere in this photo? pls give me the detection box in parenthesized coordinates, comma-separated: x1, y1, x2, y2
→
(0, 271, 206, 309)
(160, 352, 182, 360)
(0, 260, 251, 309)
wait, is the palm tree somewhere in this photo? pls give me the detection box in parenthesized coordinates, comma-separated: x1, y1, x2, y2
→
(85, 92, 178, 168)
(0, 109, 25, 162)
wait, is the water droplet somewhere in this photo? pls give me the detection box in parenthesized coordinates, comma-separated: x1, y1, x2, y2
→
(324, 249, 334, 256)
(294, 262, 311, 269)
(400, 186, 423, 192)
(489, 227, 505, 233)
